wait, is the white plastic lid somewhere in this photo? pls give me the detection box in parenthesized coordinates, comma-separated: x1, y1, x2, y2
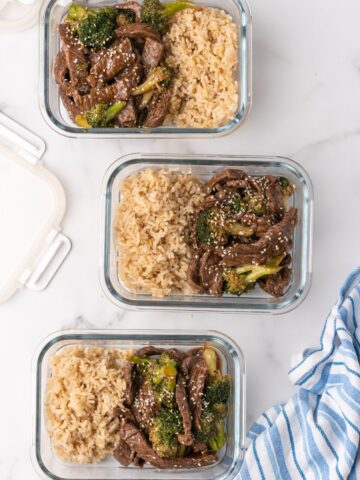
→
(0, 112, 71, 304)
(0, 0, 43, 32)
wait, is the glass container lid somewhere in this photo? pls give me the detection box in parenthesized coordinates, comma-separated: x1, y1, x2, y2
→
(0, 112, 71, 304)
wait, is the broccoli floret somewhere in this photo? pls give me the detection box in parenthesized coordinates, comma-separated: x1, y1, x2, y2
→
(196, 404, 227, 452)
(116, 8, 136, 26)
(222, 256, 285, 295)
(203, 348, 231, 407)
(131, 353, 178, 408)
(196, 207, 254, 246)
(132, 66, 173, 96)
(196, 348, 230, 452)
(75, 101, 126, 128)
(205, 376, 231, 405)
(148, 408, 184, 458)
(66, 3, 117, 48)
(141, 0, 195, 33)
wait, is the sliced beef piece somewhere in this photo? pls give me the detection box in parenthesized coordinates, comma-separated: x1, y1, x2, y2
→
(205, 169, 247, 195)
(117, 420, 217, 468)
(198, 250, 223, 297)
(259, 265, 292, 298)
(234, 213, 274, 238)
(115, 23, 161, 42)
(123, 361, 136, 406)
(198, 196, 219, 211)
(216, 207, 298, 267)
(54, 50, 69, 89)
(187, 356, 209, 432)
(255, 215, 275, 237)
(176, 373, 193, 446)
(87, 38, 136, 86)
(118, 98, 137, 127)
(142, 37, 164, 73)
(59, 23, 89, 88)
(73, 59, 142, 112)
(114, 1, 142, 21)
(131, 382, 158, 431)
(113, 438, 138, 466)
(120, 406, 137, 423)
(143, 88, 172, 128)
(263, 176, 285, 219)
(192, 439, 209, 454)
(215, 187, 240, 203)
(59, 88, 81, 122)
(187, 250, 205, 294)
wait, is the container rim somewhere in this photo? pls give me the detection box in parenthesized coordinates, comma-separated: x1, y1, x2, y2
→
(100, 153, 313, 314)
(31, 329, 246, 480)
(39, 0, 252, 138)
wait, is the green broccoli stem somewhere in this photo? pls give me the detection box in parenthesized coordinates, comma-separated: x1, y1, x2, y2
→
(203, 347, 218, 375)
(208, 425, 226, 452)
(161, 1, 196, 17)
(238, 265, 281, 283)
(103, 101, 126, 124)
(130, 355, 151, 365)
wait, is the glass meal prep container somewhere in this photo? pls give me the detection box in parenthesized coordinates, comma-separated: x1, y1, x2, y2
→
(32, 329, 245, 480)
(100, 154, 313, 313)
(39, 0, 252, 138)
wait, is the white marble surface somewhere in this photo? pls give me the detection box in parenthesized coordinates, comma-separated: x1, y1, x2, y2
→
(1, 0, 360, 478)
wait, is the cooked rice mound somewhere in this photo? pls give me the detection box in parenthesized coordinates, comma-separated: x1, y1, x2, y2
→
(165, 8, 238, 128)
(115, 169, 204, 297)
(45, 346, 128, 464)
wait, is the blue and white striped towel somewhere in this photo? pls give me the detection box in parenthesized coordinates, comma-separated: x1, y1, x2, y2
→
(239, 267, 360, 480)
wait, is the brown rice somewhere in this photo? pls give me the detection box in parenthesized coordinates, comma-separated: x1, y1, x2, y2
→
(115, 169, 204, 297)
(165, 7, 238, 128)
(45, 346, 129, 464)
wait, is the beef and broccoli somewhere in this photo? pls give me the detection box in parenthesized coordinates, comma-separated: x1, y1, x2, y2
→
(54, 0, 195, 128)
(187, 169, 298, 297)
(114, 345, 231, 469)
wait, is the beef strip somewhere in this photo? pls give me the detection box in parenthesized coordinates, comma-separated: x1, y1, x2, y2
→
(123, 361, 136, 406)
(142, 37, 164, 73)
(259, 254, 292, 297)
(114, 438, 139, 466)
(120, 406, 137, 423)
(72, 58, 142, 112)
(114, 1, 142, 21)
(187, 250, 205, 294)
(87, 38, 136, 86)
(263, 176, 285, 219)
(198, 196, 219, 211)
(259, 265, 292, 297)
(187, 356, 209, 432)
(234, 212, 274, 238)
(118, 98, 137, 127)
(192, 439, 209, 454)
(131, 382, 158, 431)
(59, 88, 81, 121)
(176, 373, 193, 446)
(215, 207, 298, 267)
(117, 420, 217, 469)
(59, 23, 89, 88)
(115, 23, 161, 42)
(143, 88, 172, 128)
(205, 169, 247, 195)
(54, 50, 69, 89)
(198, 250, 223, 296)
